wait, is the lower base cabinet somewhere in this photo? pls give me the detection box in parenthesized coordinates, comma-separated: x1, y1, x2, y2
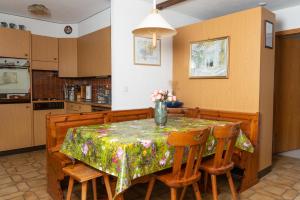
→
(33, 109, 65, 146)
(66, 102, 92, 113)
(0, 104, 32, 151)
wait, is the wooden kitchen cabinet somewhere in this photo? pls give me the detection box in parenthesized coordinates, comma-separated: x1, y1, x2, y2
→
(66, 102, 92, 113)
(0, 28, 30, 59)
(78, 26, 111, 77)
(0, 104, 32, 151)
(33, 109, 65, 146)
(58, 38, 78, 77)
(31, 34, 58, 70)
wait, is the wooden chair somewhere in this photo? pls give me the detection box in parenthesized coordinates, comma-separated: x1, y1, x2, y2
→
(63, 164, 102, 200)
(145, 128, 210, 200)
(200, 123, 240, 200)
(106, 108, 154, 123)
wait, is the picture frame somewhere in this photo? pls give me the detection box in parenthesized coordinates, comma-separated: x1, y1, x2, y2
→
(189, 37, 230, 79)
(134, 36, 161, 66)
(265, 20, 274, 49)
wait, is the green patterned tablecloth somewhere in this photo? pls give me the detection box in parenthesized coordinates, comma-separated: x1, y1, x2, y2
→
(60, 117, 254, 196)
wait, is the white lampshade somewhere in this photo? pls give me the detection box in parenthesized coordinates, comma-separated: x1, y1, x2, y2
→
(132, 0, 177, 47)
(132, 9, 177, 38)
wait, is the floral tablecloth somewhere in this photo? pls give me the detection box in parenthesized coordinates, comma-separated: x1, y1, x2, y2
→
(60, 117, 254, 196)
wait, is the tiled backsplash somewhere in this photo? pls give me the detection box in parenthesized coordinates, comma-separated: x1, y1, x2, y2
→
(32, 70, 111, 101)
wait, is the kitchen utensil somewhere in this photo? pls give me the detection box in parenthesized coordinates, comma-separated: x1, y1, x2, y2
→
(85, 85, 92, 100)
(1, 22, 8, 28)
(9, 23, 17, 29)
(18, 25, 26, 30)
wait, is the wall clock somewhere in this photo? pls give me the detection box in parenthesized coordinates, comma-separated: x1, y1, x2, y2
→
(64, 25, 72, 34)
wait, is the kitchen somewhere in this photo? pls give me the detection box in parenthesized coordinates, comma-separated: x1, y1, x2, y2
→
(0, 13, 112, 153)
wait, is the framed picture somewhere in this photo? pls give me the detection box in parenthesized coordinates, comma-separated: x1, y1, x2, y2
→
(189, 37, 229, 79)
(265, 20, 274, 49)
(134, 36, 161, 66)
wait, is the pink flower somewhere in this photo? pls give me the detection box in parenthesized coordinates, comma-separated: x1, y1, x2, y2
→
(167, 96, 173, 101)
(117, 147, 124, 159)
(138, 139, 152, 148)
(153, 90, 158, 95)
(172, 96, 177, 101)
(156, 94, 162, 100)
(159, 157, 167, 166)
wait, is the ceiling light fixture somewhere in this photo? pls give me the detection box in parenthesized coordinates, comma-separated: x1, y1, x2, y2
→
(258, 2, 267, 7)
(132, 0, 177, 48)
(28, 4, 51, 17)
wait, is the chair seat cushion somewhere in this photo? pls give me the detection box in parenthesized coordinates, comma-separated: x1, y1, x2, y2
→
(156, 169, 201, 188)
(200, 159, 234, 175)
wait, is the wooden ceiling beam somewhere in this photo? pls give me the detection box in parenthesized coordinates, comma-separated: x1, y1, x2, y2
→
(157, 0, 187, 10)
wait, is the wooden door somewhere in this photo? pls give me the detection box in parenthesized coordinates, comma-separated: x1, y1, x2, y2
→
(78, 27, 111, 77)
(33, 109, 65, 146)
(0, 104, 32, 151)
(59, 38, 78, 77)
(32, 34, 58, 70)
(274, 35, 300, 153)
(0, 28, 30, 59)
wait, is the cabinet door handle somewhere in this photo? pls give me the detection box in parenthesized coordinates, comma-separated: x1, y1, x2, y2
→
(26, 106, 30, 108)
(54, 58, 57, 60)
(25, 53, 28, 57)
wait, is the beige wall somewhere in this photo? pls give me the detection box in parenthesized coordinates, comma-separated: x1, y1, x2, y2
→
(173, 7, 275, 171)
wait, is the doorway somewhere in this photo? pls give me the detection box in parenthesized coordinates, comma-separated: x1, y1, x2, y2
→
(273, 30, 300, 158)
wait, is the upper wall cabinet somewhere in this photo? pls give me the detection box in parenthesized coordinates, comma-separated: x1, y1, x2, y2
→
(59, 38, 78, 77)
(32, 35, 58, 71)
(0, 28, 30, 59)
(78, 27, 111, 77)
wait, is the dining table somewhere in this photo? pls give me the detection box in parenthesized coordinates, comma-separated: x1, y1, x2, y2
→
(60, 116, 254, 198)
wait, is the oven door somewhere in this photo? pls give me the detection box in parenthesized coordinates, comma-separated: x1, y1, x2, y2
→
(0, 67, 30, 94)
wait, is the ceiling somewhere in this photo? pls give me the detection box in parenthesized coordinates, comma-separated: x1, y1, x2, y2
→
(0, 0, 110, 24)
(150, 0, 300, 20)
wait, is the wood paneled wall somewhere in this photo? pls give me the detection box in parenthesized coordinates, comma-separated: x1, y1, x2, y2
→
(173, 7, 275, 171)
(173, 8, 262, 112)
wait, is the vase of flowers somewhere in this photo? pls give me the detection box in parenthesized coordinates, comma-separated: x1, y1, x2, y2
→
(151, 90, 176, 127)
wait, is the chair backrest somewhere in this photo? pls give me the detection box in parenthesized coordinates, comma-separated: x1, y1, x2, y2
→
(168, 128, 210, 181)
(106, 108, 154, 123)
(212, 123, 240, 168)
(46, 112, 107, 152)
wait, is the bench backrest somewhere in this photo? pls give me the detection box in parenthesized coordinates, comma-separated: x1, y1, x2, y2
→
(46, 112, 107, 152)
(168, 108, 259, 147)
(106, 108, 154, 122)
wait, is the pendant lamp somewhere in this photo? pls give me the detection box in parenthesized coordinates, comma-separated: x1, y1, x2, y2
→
(132, 0, 177, 47)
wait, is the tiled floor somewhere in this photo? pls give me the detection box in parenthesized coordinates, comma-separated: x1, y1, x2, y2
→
(0, 150, 299, 200)
(280, 149, 300, 160)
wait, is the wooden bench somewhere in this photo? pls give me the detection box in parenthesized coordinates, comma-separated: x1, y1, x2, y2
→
(46, 108, 154, 200)
(106, 107, 153, 122)
(46, 112, 108, 200)
(168, 107, 259, 192)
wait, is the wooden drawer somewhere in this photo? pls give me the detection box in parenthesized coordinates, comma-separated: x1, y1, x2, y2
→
(66, 103, 91, 113)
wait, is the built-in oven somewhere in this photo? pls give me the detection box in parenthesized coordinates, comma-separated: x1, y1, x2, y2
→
(0, 58, 30, 103)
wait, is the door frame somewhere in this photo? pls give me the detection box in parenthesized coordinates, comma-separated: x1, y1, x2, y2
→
(273, 27, 300, 153)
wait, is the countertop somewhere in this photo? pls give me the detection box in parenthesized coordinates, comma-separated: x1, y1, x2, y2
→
(65, 100, 111, 108)
(32, 99, 111, 109)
